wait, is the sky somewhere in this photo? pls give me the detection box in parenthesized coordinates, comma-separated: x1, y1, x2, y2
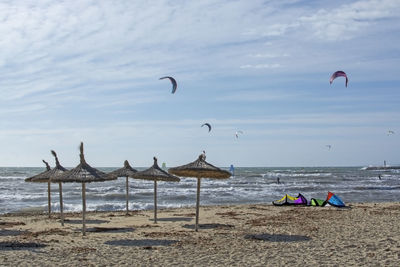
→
(0, 0, 399, 167)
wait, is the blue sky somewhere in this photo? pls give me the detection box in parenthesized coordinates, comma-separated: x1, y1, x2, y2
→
(0, 0, 399, 167)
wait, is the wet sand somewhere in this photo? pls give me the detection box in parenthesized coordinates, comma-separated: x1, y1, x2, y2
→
(1, 202, 399, 266)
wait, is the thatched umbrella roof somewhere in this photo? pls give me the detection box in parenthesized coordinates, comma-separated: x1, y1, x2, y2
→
(52, 143, 116, 183)
(108, 160, 138, 214)
(132, 157, 180, 182)
(51, 142, 117, 236)
(168, 154, 231, 179)
(25, 151, 69, 221)
(48, 150, 68, 226)
(46, 150, 68, 181)
(25, 160, 51, 183)
(168, 153, 231, 231)
(132, 157, 180, 223)
(108, 160, 138, 178)
(25, 160, 53, 217)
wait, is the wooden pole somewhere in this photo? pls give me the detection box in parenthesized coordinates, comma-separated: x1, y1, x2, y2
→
(47, 181, 51, 218)
(82, 182, 86, 236)
(59, 182, 64, 226)
(154, 180, 157, 223)
(195, 178, 201, 232)
(126, 176, 129, 214)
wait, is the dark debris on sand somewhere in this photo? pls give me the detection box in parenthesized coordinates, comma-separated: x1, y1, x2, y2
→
(0, 241, 46, 250)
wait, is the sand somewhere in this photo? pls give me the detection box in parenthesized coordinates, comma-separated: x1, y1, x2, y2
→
(0, 202, 399, 266)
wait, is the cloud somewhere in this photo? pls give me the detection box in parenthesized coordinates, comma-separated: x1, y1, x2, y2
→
(299, 0, 400, 41)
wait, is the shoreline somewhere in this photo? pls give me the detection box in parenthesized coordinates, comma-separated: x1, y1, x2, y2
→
(1, 202, 400, 266)
(0, 200, 395, 216)
(0, 199, 397, 217)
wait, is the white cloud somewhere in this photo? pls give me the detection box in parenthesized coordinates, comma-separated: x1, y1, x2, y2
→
(299, 0, 400, 41)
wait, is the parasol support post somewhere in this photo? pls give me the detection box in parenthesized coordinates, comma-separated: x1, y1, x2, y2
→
(195, 177, 201, 232)
(59, 182, 64, 226)
(82, 182, 86, 236)
(126, 176, 129, 214)
(48, 181, 51, 218)
(154, 180, 157, 223)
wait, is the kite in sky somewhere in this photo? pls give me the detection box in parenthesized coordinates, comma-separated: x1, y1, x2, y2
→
(387, 130, 395, 135)
(329, 71, 348, 87)
(235, 130, 243, 139)
(159, 76, 177, 94)
(201, 123, 211, 132)
(326, 145, 332, 150)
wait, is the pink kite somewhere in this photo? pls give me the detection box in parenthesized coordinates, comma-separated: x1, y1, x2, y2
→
(330, 71, 348, 87)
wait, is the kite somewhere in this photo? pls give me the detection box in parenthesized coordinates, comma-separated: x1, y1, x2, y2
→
(201, 123, 211, 132)
(326, 145, 332, 150)
(159, 76, 177, 94)
(329, 71, 348, 87)
(388, 130, 395, 135)
(235, 131, 244, 139)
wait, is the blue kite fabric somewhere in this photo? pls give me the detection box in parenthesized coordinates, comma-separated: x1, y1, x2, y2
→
(325, 191, 346, 207)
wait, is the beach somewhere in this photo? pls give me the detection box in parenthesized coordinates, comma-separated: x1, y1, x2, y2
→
(1, 202, 399, 266)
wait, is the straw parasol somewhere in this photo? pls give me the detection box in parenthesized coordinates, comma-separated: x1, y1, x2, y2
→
(132, 157, 180, 223)
(25, 160, 53, 217)
(48, 150, 68, 226)
(52, 142, 117, 236)
(168, 153, 231, 231)
(108, 160, 138, 214)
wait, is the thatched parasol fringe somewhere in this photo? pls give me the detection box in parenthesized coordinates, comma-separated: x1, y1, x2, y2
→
(123, 160, 130, 168)
(27, 153, 70, 219)
(153, 157, 158, 167)
(50, 150, 68, 226)
(51, 150, 61, 167)
(108, 160, 138, 214)
(79, 142, 86, 164)
(168, 153, 231, 231)
(51, 142, 117, 236)
(25, 159, 57, 218)
(132, 157, 180, 182)
(168, 154, 231, 179)
(132, 157, 180, 223)
(43, 160, 51, 171)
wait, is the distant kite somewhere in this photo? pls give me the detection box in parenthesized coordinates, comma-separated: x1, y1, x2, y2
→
(201, 123, 212, 132)
(329, 71, 348, 87)
(235, 130, 244, 139)
(159, 76, 177, 94)
(388, 130, 395, 135)
(326, 145, 332, 150)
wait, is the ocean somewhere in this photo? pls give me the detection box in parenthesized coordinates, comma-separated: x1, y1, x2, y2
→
(0, 166, 399, 214)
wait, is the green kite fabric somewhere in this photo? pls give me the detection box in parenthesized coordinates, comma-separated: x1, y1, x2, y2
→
(310, 198, 326, 207)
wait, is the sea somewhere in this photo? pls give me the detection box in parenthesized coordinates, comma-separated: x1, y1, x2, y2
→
(1, 166, 399, 214)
